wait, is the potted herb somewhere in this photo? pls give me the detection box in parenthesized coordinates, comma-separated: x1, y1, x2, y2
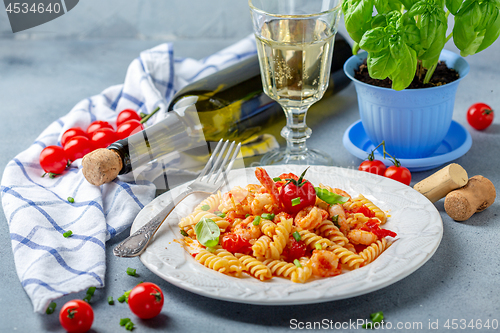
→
(341, 0, 500, 158)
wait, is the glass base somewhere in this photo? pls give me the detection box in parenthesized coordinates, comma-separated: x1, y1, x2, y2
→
(259, 148, 334, 166)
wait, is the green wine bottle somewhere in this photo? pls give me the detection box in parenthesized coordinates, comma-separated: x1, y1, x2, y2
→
(108, 34, 352, 175)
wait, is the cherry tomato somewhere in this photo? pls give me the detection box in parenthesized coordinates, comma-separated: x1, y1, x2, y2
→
(86, 120, 113, 136)
(384, 165, 411, 185)
(128, 282, 164, 319)
(63, 136, 94, 161)
(362, 219, 397, 238)
(352, 205, 375, 218)
(61, 127, 87, 147)
(59, 299, 94, 333)
(117, 109, 142, 127)
(91, 128, 119, 149)
(39, 145, 68, 175)
(467, 102, 494, 130)
(116, 119, 144, 139)
(282, 236, 306, 262)
(358, 159, 387, 176)
(279, 169, 316, 215)
(221, 233, 252, 254)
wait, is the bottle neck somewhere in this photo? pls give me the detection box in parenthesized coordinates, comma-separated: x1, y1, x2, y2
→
(108, 139, 131, 175)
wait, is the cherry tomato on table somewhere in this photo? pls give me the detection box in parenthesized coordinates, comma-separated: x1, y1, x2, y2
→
(39, 145, 69, 175)
(117, 119, 144, 139)
(86, 120, 113, 136)
(359, 159, 387, 176)
(384, 164, 411, 185)
(91, 128, 119, 149)
(59, 299, 94, 333)
(128, 282, 164, 319)
(358, 141, 387, 176)
(279, 168, 317, 215)
(467, 102, 494, 130)
(63, 136, 94, 161)
(117, 109, 142, 127)
(61, 127, 87, 147)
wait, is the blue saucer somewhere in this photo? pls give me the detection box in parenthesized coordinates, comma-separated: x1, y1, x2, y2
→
(343, 120, 472, 172)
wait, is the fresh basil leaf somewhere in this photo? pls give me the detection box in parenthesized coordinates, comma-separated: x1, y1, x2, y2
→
(314, 187, 349, 205)
(359, 27, 390, 52)
(194, 218, 220, 248)
(389, 44, 417, 90)
(476, 12, 500, 53)
(367, 50, 397, 79)
(446, 0, 464, 15)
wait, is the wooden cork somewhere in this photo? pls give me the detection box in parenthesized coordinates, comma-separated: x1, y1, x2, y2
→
(413, 163, 468, 203)
(82, 148, 123, 186)
(444, 175, 496, 221)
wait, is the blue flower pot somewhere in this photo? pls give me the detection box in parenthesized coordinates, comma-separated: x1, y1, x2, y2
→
(344, 50, 470, 159)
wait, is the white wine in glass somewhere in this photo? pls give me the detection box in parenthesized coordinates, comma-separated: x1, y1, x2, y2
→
(249, 0, 341, 166)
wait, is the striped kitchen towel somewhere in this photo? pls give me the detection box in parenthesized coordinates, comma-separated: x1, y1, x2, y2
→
(0, 35, 257, 313)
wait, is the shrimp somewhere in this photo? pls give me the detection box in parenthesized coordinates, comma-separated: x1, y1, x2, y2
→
(219, 186, 253, 216)
(255, 167, 280, 204)
(330, 188, 352, 200)
(347, 229, 378, 245)
(250, 192, 278, 215)
(233, 216, 262, 241)
(329, 204, 349, 235)
(295, 206, 328, 230)
(310, 250, 342, 277)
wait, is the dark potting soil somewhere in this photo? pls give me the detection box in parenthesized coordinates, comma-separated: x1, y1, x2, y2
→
(354, 59, 460, 89)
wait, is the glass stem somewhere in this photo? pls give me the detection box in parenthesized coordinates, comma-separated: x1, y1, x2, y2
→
(280, 105, 312, 155)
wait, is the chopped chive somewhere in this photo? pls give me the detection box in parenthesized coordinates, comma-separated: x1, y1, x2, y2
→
(117, 295, 126, 303)
(120, 318, 131, 326)
(293, 259, 302, 267)
(315, 243, 323, 250)
(252, 216, 261, 226)
(126, 267, 137, 276)
(125, 321, 135, 331)
(180, 229, 188, 237)
(107, 296, 114, 305)
(86, 287, 96, 297)
(63, 230, 73, 238)
(261, 213, 275, 220)
(46, 302, 56, 315)
(272, 177, 281, 182)
(291, 197, 301, 206)
(245, 214, 250, 218)
(123, 290, 131, 303)
(200, 204, 210, 211)
(67, 197, 75, 203)
(370, 311, 384, 323)
(217, 212, 226, 218)
(332, 214, 340, 228)
(292, 231, 301, 242)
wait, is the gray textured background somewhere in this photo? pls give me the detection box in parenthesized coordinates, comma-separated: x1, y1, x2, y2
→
(1, 1, 499, 333)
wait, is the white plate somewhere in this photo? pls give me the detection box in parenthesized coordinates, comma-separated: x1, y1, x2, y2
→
(131, 165, 443, 305)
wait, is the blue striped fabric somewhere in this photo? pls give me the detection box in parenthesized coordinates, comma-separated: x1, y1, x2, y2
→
(0, 35, 257, 313)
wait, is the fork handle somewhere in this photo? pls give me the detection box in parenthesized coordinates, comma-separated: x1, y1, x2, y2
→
(113, 189, 191, 257)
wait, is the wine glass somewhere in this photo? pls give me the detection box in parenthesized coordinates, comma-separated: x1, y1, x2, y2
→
(249, 0, 341, 166)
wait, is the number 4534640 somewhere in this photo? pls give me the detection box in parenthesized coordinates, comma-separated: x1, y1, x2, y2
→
(5, 2, 62, 14)
(444, 319, 498, 330)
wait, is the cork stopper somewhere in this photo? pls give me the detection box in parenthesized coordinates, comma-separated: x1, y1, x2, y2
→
(82, 148, 123, 186)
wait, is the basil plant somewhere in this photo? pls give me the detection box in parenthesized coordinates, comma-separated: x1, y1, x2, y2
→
(342, 0, 500, 90)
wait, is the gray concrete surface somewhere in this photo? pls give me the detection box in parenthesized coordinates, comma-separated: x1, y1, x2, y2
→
(1, 1, 499, 332)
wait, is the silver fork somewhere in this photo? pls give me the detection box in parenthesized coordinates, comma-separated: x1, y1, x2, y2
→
(113, 139, 241, 257)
